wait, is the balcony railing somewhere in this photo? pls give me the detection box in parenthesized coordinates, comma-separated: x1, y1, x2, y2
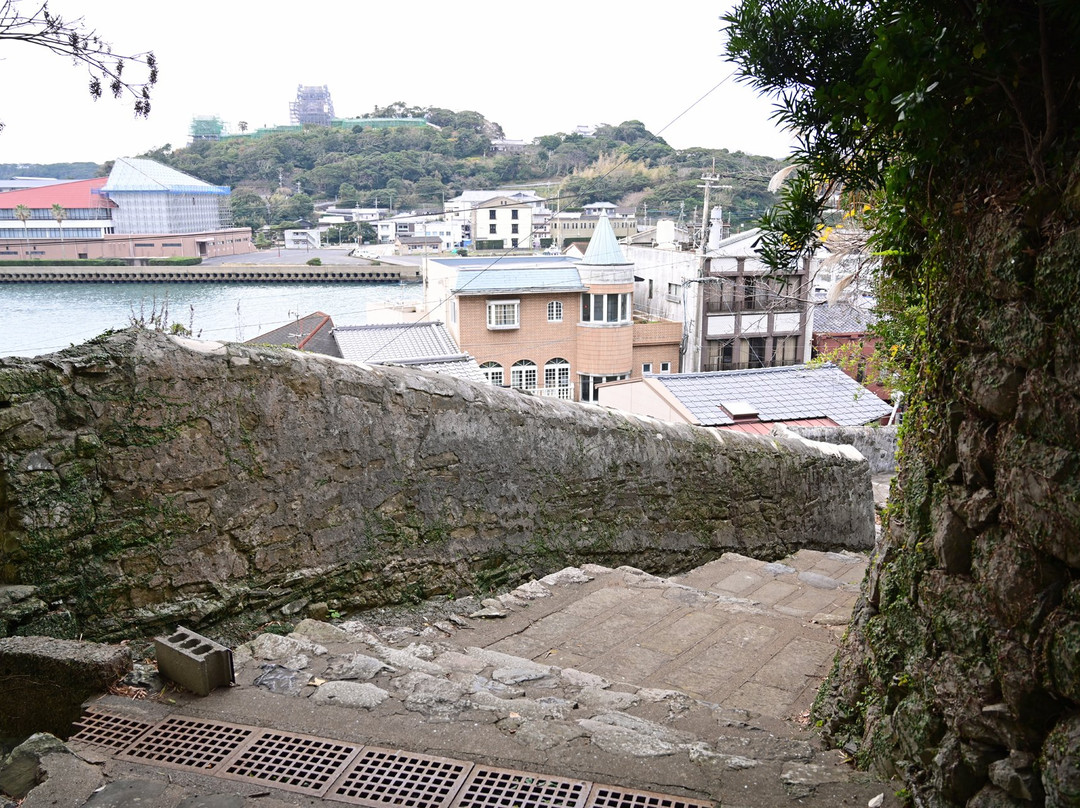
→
(701, 358, 802, 372)
(516, 385, 574, 400)
(704, 295, 802, 314)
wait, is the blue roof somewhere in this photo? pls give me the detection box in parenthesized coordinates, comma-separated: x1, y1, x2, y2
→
(453, 266, 586, 294)
(579, 213, 629, 265)
(652, 363, 892, 427)
(102, 157, 230, 195)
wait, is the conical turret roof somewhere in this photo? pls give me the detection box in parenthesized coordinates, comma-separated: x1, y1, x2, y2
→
(579, 213, 629, 265)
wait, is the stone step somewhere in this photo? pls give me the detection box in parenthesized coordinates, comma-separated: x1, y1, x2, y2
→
(62, 553, 898, 807)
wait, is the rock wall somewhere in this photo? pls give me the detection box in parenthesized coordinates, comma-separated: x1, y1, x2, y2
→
(815, 171, 1080, 804)
(0, 329, 874, 640)
(790, 425, 898, 475)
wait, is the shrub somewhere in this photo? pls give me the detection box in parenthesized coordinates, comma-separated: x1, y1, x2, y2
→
(147, 257, 202, 266)
(306, 257, 322, 266)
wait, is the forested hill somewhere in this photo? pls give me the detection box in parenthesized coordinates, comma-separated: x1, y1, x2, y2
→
(137, 105, 787, 232)
(0, 162, 101, 180)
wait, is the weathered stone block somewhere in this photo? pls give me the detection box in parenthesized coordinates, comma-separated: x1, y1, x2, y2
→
(0, 636, 130, 739)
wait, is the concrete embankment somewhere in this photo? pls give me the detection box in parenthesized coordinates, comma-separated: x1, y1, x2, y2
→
(0, 264, 421, 284)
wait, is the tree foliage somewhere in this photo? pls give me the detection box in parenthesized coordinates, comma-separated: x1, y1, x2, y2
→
(725, 2, 1080, 795)
(0, 0, 157, 132)
(725, 0, 1080, 272)
(146, 105, 784, 226)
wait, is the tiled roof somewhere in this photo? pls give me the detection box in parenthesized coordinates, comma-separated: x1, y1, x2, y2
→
(812, 302, 877, 334)
(246, 312, 342, 358)
(102, 157, 229, 194)
(652, 363, 892, 427)
(0, 177, 113, 210)
(334, 321, 485, 383)
(385, 357, 486, 384)
(579, 213, 629, 266)
(453, 266, 586, 294)
(334, 321, 463, 364)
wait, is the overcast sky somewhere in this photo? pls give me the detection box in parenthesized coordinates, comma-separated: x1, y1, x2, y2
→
(0, 1, 796, 167)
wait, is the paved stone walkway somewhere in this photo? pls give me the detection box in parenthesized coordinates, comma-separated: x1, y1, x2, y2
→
(55, 551, 899, 808)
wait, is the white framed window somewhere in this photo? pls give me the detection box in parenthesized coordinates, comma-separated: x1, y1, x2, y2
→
(511, 359, 537, 389)
(547, 300, 563, 322)
(486, 299, 520, 329)
(660, 361, 671, 373)
(480, 361, 503, 386)
(580, 292, 632, 324)
(642, 363, 653, 374)
(449, 300, 458, 324)
(544, 358, 572, 398)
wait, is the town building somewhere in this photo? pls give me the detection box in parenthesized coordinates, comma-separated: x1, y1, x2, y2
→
(468, 197, 534, 251)
(425, 214, 680, 401)
(626, 227, 821, 374)
(597, 363, 892, 432)
(811, 300, 888, 401)
(444, 190, 552, 247)
(548, 203, 637, 247)
(0, 158, 253, 261)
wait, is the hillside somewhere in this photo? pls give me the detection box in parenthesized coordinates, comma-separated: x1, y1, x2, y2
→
(136, 105, 786, 233)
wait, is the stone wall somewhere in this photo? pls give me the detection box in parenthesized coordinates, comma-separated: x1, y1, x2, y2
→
(0, 329, 874, 641)
(789, 425, 898, 475)
(814, 167, 1080, 804)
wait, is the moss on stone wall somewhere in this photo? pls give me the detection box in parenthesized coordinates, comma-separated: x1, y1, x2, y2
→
(1, 329, 874, 642)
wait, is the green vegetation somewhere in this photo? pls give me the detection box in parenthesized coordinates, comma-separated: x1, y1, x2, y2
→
(727, 0, 1080, 796)
(147, 256, 202, 266)
(134, 105, 786, 233)
(0, 163, 100, 180)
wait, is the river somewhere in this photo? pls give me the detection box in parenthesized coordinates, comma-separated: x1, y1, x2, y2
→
(0, 281, 421, 358)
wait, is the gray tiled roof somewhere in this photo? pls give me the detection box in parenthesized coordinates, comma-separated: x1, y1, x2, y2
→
(453, 266, 586, 294)
(334, 321, 461, 363)
(385, 357, 486, 384)
(812, 302, 877, 334)
(653, 363, 892, 426)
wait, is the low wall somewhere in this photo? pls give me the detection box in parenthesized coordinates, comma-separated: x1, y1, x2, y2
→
(789, 425, 898, 474)
(0, 329, 874, 640)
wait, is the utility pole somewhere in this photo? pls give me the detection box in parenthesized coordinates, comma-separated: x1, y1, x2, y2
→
(685, 170, 733, 373)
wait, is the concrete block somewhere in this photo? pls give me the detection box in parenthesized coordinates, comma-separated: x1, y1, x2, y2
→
(154, 627, 234, 696)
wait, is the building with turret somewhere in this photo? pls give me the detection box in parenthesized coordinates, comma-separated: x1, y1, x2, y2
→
(424, 215, 680, 401)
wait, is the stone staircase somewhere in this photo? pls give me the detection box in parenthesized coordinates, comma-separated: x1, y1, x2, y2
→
(62, 551, 899, 808)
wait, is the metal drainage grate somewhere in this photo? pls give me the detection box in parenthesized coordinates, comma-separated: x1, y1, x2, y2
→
(121, 717, 256, 772)
(330, 747, 472, 808)
(586, 784, 716, 808)
(219, 729, 360, 796)
(452, 766, 589, 808)
(69, 710, 153, 750)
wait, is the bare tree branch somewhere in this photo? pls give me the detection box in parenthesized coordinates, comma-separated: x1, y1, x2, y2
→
(0, 0, 158, 132)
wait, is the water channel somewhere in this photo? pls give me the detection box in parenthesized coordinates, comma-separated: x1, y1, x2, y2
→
(0, 281, 420, 358)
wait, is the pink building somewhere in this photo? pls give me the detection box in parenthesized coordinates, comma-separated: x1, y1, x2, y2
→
(428, 215, 680, 402)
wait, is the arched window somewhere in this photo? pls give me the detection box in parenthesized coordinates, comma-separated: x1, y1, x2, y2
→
(480, 361, 503, 387)
(547, 300, 563, 322)
(510, 359, 537, 390)
(544, 358, 572, 399)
